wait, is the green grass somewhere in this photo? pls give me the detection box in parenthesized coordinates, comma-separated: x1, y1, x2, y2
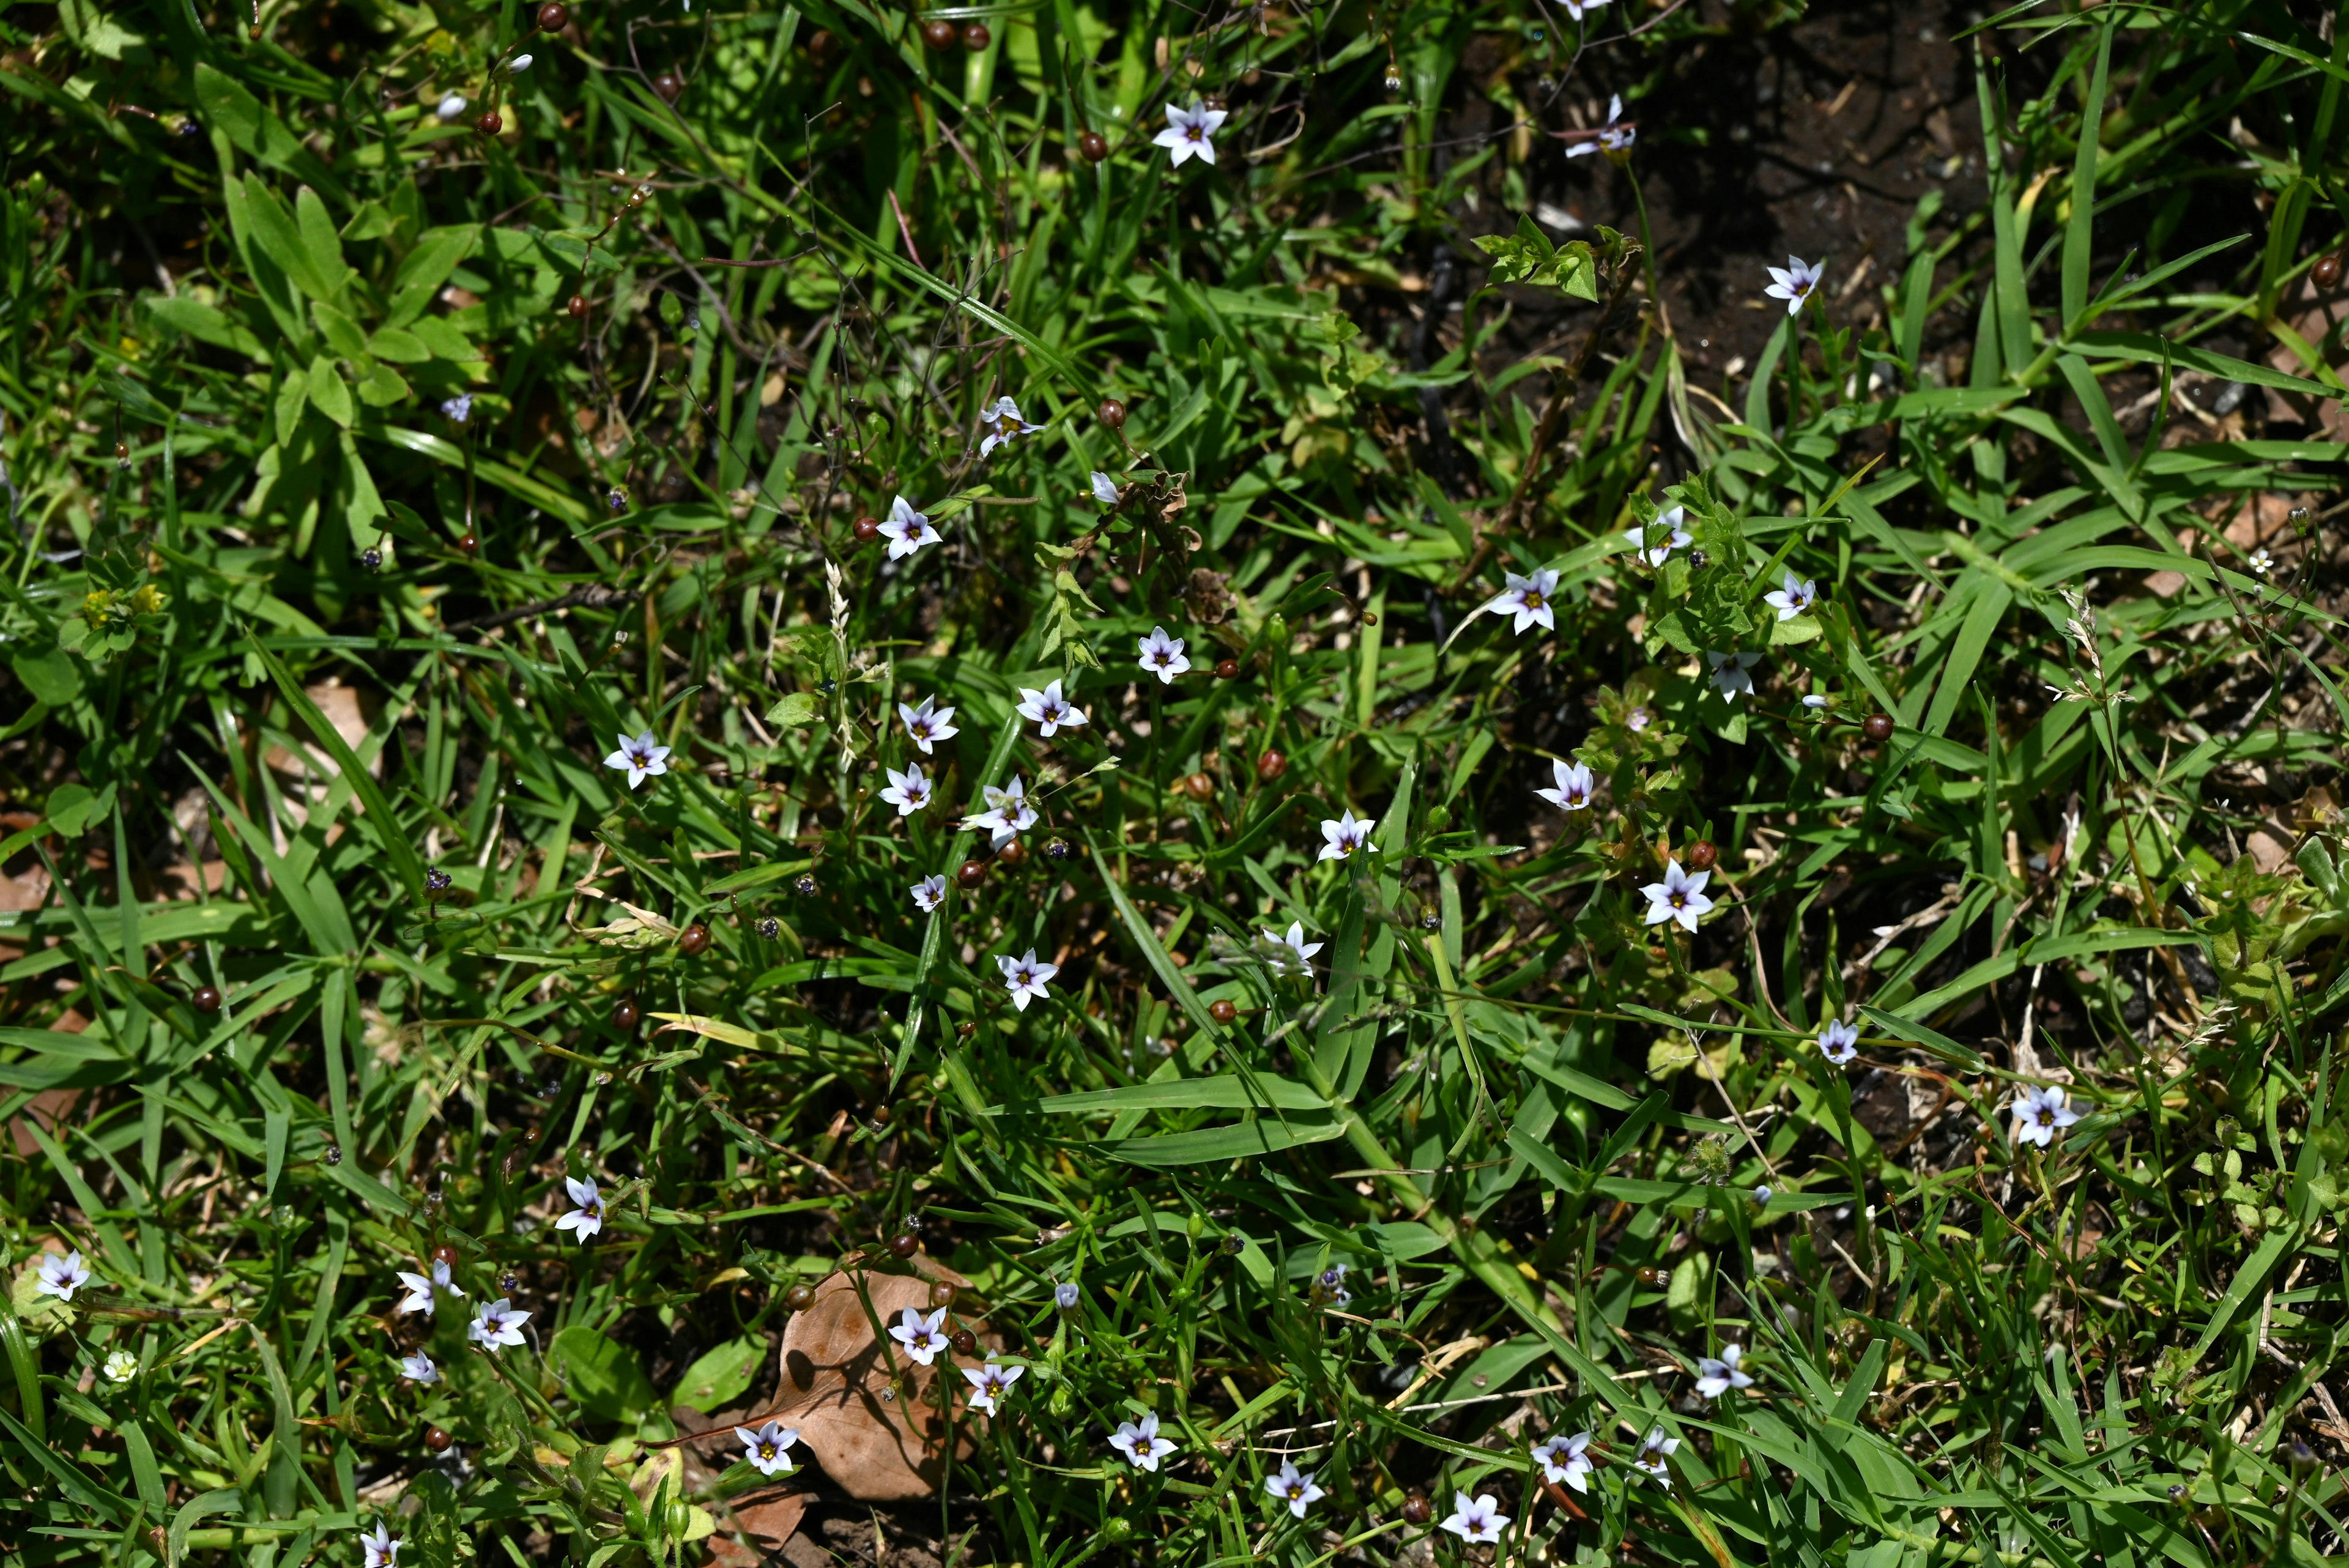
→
(3, 0, 2349, 1564)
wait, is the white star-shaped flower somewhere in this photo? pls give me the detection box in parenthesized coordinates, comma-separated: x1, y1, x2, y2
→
(1535, 759, 1595, 811)
(880, 763, 935, 817)
(603, 730, 671, 790)
(1317, 809, 1378, 863)
(103, 1348, 138, 1383)
(733, 1419, 801, 1476)
(554, 1176, 604, 1241)
(899, 696, 959, 755)
(1441, 1492, 1510, 1544)
(999, 949, 1059, 1012)
(977, 396, 1045, 459)
(1764, 256, 1826, 316)
(1016, 679, 1088, 738)
(1264, 1459, 1325, 1518)
(1263, 921, 1323, 975)
(889, 1306, 949, 1365)
(1763, 570, 1819, 621)
(360, 1523, 401, 1568)
(1641, 504, 1691, 567)
(1153, 100, 1227, 166)
(911, 873, 948, 913)
(1694, 1342, 1754, 1400)
(34, 1249, 91, 1302)
(1567, 92, 1634, 156)
(400, 1351, 439, 1384)
(1707, 650, 1761, 701)
(1631, 1428, 1678, 1487)
(966, 775, 1039, 844)
(395, 1259, 464, 1317)
(1485, 568, 1560, 634)
(961, 1352, 1025, 1415)
(1817, 1019, 1858, 1066)
(1534, 1430, 1594, 1492)
(1108, 1412, 1179, 1471)
(1639, 858, 1713, 933)
(879, 496, 941, 560)
(1138, 626, 1190, 684)
(467, 1298, 532, 1351)
(1090, 471, 1123, 505)
(2010, 1083, 2081, 1148)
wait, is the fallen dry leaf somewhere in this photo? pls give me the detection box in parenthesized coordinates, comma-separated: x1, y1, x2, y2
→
(705, 1490, 808, 1568)
(771, 1260, 995, 1500)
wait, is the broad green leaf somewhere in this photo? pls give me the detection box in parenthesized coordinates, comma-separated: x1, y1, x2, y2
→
(670, 1337, 765, 1414)
(306, 354, 354, 426)
(551, 1325, 658, 1421)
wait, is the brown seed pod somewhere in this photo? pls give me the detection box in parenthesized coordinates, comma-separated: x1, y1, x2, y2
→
(853, 515, 881, 543)
(2317, 252, 2343, 291)
(784, 1282, 817, 1311)
(1208, 999, 1238, 1024)
(1402, 1493, 1433, 1525)
(425, 1426, 453, 1453)
(872, 1105, 893, 1126)
(247, 22, 261, 37)
(1214, 658, 1241, 680)
(456, 532, 478, 554)
(1185, 771, 1215, 799)
(115, 441, 130, 462)
(192, 985, 222, 1014)
(1097, 397, 1127, 428)
(475, 111, 502, 136)
(652, 70, 683, 103)
(888, 1232, 919, 1258)
(1255, 750, 1287, 782)
(613, 997, 641, 1030)
(995, 838, 1028, 869)
(1077, 130, 1108, 163)
(1861, 713, 1894, 742)
(678, 922, 711, 955)
(921, 18, 956, 47)
(962, 21, 989, 49)
(566, 294, 588, 319)
(928, 1280, 958, 1309)
(535, 1, 567, 29)
(805, 28, 834, 57)
(431, 1243, 460, 1266)
(957, 860, 986, 889)
(948, 1327, 978, 1355)
(1684, 839, 1718, 872)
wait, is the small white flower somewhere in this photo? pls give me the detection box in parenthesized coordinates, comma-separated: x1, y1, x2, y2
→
(1317, 809, 1378, 863)
(2010, 1083, 2081, 1148)
(1639, 858, 1714, 933)
(103, 1349, 138, 1384)
(1693, 1342, 1754, 1400)
(911, 873, 948, 913)
(1631, 1428, 1679, 1487)
(1440, 1492, 1510, 1544)
(899, 695, 959, 754)
(1016, 679, 1088, 738)
(467, 1298, 532, 1351)
(435, 93, 468, 121)
(1707, 650, 1761, 702)
(1802, 693, 1830, 710)
(603, 730, 672, 790)
(360, 1523, 401, 1568)
(879, 496, 941, 560)
(1054, 1281, 1080, 1310)
(1264, 1459, 1325, 1518)
(961, 1352, 1026, 1415)
(1090, 471, 1123, 505)
(1763, 570, 1819, 622)
(440, 393, 473, 425)
(507, 53, 533, 73)
(1559, 0, 1609, 19)
(999, 948, 1059, 1012)
(733, 1419, 800, 1477)
(1753, 1184, 1774, 1205)
(1138, 626, 1190, 685)
(1263, 921, 1323, 975)
(1485, 567, 1561, 634)
(400, 1351, 439, 1384)
(1533, 1430, 1594, 1492)
(1816, 1019, 1859, 1066)
(554, 1176, 604, 1241)
(2249, 548, 2274, 576)
(34, 1250, 91, 1302)
(977, 396, 1045, 459)
(1535, 759, 1595, 812)
(966, 775, 1040, 843)
(1764, 256, 1826, 316)
(1625, 704, 1652, 732)
(1567, 93, 1634, 157)
(1153, 100, 1227, 166)
(1108, 1411, 1179, 1471)
(880, 763, 935, 817)
(1312, 1263, 1351, 1307)
(394, 1259, 464, 1317)
(888, 1305, 949, 1365)
(1641, 505, 1691, 567)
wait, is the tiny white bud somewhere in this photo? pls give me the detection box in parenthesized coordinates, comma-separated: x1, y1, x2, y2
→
(508, 52, 533, 73)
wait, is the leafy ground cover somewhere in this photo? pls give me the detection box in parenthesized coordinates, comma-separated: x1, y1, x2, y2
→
(3, 0, 2349, 1564)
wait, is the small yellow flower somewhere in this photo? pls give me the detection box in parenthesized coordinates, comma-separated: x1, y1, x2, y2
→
(128, 584, 167, 616)
(81, 590, 116, 629)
